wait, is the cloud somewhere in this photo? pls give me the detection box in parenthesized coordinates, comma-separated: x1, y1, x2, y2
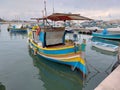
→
(0, 0, 120, 20)
(78, 8, 120, 20)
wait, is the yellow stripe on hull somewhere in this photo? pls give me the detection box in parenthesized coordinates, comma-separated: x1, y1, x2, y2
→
(62, 57, 85, 65)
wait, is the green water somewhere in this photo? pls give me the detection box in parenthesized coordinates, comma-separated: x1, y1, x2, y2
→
(0, 24, 119, 90)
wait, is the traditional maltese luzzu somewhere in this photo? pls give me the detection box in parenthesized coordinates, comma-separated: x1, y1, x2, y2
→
(28, 13, 92, 76)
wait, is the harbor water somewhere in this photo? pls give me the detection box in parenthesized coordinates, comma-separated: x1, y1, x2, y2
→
(0, 24, 119, 90)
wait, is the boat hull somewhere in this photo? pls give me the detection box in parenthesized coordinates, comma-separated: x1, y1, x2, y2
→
(28, 39, 87, 76)
(8, 28, 27, 33)
(92, 32, 120, 39)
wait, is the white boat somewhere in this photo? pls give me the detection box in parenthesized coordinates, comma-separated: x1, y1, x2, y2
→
(92, 42, 118, 52)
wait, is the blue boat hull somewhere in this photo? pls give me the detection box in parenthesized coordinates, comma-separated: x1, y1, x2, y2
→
(8, 28, 27, 33)
(92, 32, 120, 40)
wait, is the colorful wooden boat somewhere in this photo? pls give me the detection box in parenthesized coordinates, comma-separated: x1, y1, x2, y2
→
(28, 13, 92, 76)
(92, 32, 120, 40)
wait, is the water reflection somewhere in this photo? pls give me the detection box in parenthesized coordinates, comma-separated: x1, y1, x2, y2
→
(0, 82, 6, 90)
(28, 47, 84, 90)
(9, 31, 27, 39)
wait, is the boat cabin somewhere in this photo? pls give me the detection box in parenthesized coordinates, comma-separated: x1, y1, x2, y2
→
(32, 26, 67, 48)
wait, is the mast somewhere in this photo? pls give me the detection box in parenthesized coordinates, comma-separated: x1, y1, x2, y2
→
(42, 10, 45, 27)
(44, 0, 51, 27)
(44, 0, 47, 17)
(53, 0, 54, 13)
(44, 0, 47, 26)
(52, 0, 55, 26)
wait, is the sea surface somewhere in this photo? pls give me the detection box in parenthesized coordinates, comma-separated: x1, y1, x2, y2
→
(0, 24, 119, 90)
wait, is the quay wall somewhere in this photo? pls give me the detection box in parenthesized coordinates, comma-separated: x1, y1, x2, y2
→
(95, 65, 120, 90)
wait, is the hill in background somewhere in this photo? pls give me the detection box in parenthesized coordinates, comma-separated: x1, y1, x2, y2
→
(0, 18, 5, 22)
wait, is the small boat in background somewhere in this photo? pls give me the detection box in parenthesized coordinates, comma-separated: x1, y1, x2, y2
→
(92, 32, 120, 40)
(7, 24, 27, 33)
(92, 28, 120, 40)
(92, 42, 118, 52)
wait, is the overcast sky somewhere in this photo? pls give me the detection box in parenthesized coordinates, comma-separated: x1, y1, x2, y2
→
(0, 0, 120, 20)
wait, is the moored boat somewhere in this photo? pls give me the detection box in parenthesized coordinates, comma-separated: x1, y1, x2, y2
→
(92, 42, 118, 52)
(92, 28, 120, 40)
(28, 13, 92, 76)
(7, 24, 27, 33)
